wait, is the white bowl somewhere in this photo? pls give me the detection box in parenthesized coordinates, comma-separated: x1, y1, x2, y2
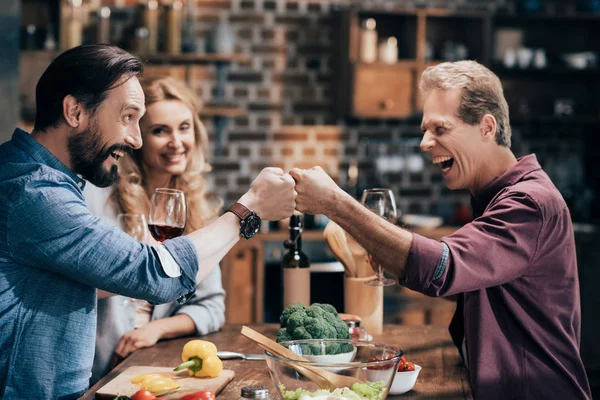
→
(389, 364, 422, 395)
(301, 347, 357, 372)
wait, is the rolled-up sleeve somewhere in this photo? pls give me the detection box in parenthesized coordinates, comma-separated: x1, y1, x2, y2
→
(402, 191, 542, 297)
(8, 177, 198, 304)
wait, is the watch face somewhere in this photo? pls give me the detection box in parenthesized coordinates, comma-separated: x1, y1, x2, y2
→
(241, 213, 261, 238)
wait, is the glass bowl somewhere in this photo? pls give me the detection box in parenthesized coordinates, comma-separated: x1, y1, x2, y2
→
(265, 339, 403, 400)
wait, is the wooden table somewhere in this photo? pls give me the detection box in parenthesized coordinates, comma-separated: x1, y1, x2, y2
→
(82, 324, 472, 400)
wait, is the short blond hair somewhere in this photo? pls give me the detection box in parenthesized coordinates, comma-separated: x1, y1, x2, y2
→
(419, 60, 511, 147)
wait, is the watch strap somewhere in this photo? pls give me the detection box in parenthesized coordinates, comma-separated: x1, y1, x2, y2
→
(227, 203, 253, 221)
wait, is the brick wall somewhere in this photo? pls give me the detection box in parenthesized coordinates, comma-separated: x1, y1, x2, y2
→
(143, 0, 585, 221)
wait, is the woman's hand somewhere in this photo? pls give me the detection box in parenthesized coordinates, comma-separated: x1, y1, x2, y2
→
(114, 322, 164, 360)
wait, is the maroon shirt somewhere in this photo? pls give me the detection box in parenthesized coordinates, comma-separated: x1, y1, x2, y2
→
(402, 155, 591, 399)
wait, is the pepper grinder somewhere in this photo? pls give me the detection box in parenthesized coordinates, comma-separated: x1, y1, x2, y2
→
(163, 1, 183, 55)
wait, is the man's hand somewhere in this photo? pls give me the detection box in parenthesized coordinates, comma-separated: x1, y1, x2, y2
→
(239, 167, 296, 221)
(289, 166, 344, 216)
(113, 322, 163, 360)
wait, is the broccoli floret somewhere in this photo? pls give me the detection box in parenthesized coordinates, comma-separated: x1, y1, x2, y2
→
(291, 326, 312, 340)
(321, 309, 351, 339)
(276, 303, 351, 353)
(280, 303, 306, 328)
(277, 328, 293, 343)
(325, 342, 341, 355)
(313, 303, 338, 316)
(286, 310, 308, 332)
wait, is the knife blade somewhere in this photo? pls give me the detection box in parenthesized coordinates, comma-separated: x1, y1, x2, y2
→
(217, 350, 265, 360)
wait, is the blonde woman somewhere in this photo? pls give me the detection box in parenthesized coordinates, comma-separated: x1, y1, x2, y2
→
(84, 76, 225, 383)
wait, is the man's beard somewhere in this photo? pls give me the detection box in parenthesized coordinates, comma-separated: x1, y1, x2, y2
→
(67, 123, 132, 188)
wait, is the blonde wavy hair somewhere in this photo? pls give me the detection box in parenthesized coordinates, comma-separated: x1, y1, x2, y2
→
(110, 76, 222, 233)
(420, 60, 512, 147)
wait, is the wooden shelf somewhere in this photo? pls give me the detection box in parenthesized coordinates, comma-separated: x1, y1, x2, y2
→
(494, 66, 600, 77)
(353, 60, 417, 68)
(20, 51, 250, 64)
(199, 106, 245, 118)
(511, 115, 600, 124)
(141, 53, 250, 64)
(494, 12, 600, 23)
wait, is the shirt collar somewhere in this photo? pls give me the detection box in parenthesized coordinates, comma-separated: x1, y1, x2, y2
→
(11, 128, 87, 190)
(471, 154, 542, 217)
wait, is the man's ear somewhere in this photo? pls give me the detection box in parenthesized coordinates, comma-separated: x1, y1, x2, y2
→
(62, 95, 84, 128)
(480, 114, 497, 142)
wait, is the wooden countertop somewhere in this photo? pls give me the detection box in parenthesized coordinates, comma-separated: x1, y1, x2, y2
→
(82, 324, 472, 400)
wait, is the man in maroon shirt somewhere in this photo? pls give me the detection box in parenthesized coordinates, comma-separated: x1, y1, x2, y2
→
(290, 60, 591, 399)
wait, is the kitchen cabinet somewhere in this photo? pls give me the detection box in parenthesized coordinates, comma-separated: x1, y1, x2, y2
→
(332, 7, 490, 120)
(332, 6, 600, 122)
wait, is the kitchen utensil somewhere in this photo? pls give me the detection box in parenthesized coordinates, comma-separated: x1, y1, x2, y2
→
(345, 232, 372, 278)
(240, 326, 362, 391)
(95, 366, 235, 399)
(323, 221, 356, 277)
(217, 350, 265, 360)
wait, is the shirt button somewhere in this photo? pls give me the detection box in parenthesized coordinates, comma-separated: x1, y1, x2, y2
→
(77, 182, 83, 188)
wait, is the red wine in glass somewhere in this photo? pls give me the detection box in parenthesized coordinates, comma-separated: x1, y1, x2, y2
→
(148, 188, 186, 243)
(148, 224, 185, 242)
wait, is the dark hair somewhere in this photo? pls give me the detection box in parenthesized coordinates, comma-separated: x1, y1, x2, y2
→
(34, 44, 144, 132)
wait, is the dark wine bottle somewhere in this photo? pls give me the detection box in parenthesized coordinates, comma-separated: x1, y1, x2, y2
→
(282, 214, 311, 308)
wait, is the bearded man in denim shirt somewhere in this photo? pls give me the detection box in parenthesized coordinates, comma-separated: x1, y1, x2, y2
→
(0, 44, 296, 399)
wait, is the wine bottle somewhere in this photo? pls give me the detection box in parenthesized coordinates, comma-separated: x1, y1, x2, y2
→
(282, 215, 310, 308)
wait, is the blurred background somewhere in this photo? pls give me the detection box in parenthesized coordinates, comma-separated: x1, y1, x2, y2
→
(1, 0, 599, 395)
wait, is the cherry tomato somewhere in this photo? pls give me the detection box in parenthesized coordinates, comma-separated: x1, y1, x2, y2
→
(179, 391, 216, 400)
(132, 389, 156, 400)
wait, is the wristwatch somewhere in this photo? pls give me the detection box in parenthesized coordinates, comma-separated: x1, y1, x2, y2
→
(226, 203, 261, 240)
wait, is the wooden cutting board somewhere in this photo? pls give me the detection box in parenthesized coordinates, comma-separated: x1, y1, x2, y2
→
(95, 366, 235, 399)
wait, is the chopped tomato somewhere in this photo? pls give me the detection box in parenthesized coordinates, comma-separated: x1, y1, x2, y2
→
(397, 356, 415, 372)
(178, 391, 216, 400)
(132, 389, 156, 400)
(367, 353, 397, 370)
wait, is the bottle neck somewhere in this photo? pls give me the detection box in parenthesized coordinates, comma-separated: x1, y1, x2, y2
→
(288, 226, 302, 252)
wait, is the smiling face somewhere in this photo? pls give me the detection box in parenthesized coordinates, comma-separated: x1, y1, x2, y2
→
(139, 100, 196, 180)
(420, 88, 489, 193)
(68, 76, 145, 187)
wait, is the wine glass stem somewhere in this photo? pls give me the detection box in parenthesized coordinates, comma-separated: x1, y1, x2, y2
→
(377, 265, 384, 281)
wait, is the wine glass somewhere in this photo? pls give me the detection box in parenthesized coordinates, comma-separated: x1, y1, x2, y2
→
(360, 188, 397, 286)
(116, 213, 148, 243)
(148, 188, 186, 242)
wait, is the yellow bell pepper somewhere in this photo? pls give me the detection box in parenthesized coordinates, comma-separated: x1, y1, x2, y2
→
(173, 340, 223, 378)
(130, 373, 180, 394)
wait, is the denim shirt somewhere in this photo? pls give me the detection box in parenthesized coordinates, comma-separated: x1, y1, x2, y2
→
(0, 129, 199, 399)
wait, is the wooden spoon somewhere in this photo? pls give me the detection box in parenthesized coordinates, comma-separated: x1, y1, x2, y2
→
(240, 326, 362, 391)
(323, 221, 356, 277)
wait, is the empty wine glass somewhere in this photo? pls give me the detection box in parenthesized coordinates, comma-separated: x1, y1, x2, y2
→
(361, 188, 397, 286)
(116, 213, 148, 243)
(148, 188, 186, 242)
